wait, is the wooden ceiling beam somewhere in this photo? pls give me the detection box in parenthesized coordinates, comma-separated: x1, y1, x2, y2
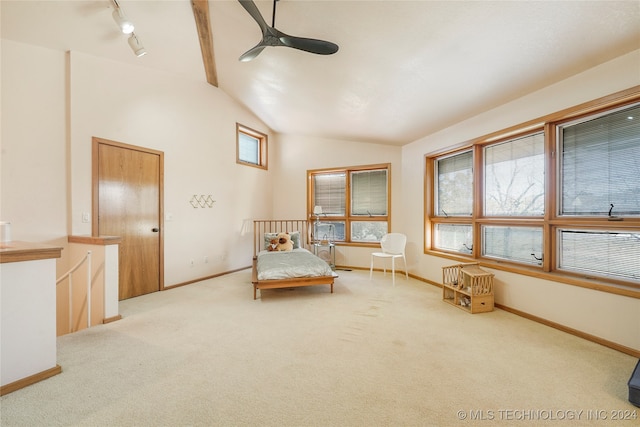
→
(191, 0, 218, 87)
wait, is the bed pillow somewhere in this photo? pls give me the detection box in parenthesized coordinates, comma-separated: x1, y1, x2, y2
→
(264, 231, 301, 249)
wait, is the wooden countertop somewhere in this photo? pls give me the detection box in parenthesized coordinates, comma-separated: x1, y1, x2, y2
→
(0, 241, 63, 264)
(68, 235, 121, 245)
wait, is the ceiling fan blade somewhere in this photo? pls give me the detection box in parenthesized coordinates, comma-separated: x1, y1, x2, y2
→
(238, 0, 269, 35)
(237, 0, 339, 60)
(279, 35, 339, 55)
(239, 44, 266, 62)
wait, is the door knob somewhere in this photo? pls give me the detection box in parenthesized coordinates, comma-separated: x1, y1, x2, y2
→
(152, 228, 159, 232)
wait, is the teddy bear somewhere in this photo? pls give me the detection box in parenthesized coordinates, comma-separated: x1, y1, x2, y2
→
(267, 238, 279, 251)
(275, 232, 293, 251)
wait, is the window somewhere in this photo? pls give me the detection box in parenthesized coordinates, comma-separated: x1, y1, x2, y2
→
(558, 229, 640, 282)
(426, 91, 640, 290)
(482, 226, 543, 265)
(556, 103, 640, 282)
(432, 151, 474, 253)
(309, 164, 390, 243)
(436, 151, 473, 217)
(236, 123, 267, 169)
(484, 133, 545, 216)
(434, 224, 473, 253)
(312, 172, 347, 241)
(560, 105, 640, 216)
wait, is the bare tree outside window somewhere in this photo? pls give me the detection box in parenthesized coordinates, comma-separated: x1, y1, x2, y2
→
(484, 133, 545, 216)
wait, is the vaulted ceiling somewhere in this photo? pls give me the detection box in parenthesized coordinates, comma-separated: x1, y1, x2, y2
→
(2, 1, 639, 145)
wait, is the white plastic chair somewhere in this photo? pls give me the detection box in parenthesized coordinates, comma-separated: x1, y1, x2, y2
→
(369, 233, 408, 286)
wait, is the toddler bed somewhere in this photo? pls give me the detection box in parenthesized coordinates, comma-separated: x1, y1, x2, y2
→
(251, 219, 336, 299)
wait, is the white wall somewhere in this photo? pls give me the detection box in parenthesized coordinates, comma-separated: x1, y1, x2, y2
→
(400, 49, 640, 352)
(1, 40, 71, 279)
(3, 37, 638, 352)
(68, 51, 274, 285)
(272, 134, 402, 267)
(2, 40, 275, 287)
(0, 41, 68, 251)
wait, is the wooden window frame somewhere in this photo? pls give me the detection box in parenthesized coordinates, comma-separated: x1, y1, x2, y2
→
(424, 86, 640, 298)
(308, 163, 391, 246)
(236, 123, 268, 170)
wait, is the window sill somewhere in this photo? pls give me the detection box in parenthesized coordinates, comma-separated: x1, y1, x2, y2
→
(332, 242, 381, 249)
(424, 249, 640, 299)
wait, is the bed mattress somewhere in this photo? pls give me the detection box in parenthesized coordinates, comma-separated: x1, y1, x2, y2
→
(256, 248, 333, 280)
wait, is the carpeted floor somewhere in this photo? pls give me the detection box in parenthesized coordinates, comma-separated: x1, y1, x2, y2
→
(1, 268, 637, 426)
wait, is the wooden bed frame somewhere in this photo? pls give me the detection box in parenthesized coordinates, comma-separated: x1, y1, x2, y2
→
(251, 219, 335, 299)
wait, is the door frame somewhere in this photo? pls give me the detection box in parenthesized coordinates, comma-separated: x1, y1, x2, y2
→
(91, 136, 165, 292)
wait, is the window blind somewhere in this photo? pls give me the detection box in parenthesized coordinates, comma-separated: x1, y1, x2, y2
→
(351, 170, 388, 216)
(482, 226, 543, 265)
(238, 133, 259, 165)
(313, 173, 346, 216)
(437, 151, 473, 216)
(561, 104, 640, 216)
(434, 224, 472, 253)
(559, 230, 640, 282)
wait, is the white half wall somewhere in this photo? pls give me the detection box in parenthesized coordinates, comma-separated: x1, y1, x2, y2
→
(1, 258, 57, 386)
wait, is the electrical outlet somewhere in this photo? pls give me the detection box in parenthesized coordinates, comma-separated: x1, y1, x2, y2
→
(81, 212, 90, 223)
(204, 256, 209, 264)
(190, 259, 194, 267)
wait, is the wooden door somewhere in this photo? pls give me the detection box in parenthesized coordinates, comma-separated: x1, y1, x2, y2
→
(93, 138, 164, 300)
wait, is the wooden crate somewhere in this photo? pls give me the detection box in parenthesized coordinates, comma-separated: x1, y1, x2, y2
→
(442, 263, 494, 314)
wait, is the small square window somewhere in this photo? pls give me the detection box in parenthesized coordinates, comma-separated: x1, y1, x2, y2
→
(434, 224, 473, 254)
(351, 221, 388, 242)
(558, 229, 640, 282)
(482, 225, 543, 265)
(236, 123, 267, 170)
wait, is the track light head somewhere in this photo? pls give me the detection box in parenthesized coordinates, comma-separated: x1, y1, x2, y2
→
(128, 33, 147, 57)
(112, 7, 134, 34)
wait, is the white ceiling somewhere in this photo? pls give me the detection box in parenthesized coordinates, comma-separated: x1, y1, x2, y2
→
(2, 1, 639, 145)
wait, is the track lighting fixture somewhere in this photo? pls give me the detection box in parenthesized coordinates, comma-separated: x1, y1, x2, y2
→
(128, 33, 147, 57)
(109, 0, 146, 57)
(111, 1, 134, 34)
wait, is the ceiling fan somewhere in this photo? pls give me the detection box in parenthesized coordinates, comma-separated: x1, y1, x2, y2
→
(238, 0, 339, 62)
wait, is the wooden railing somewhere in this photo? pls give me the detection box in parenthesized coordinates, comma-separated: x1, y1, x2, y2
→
(56, 251, 91, 333)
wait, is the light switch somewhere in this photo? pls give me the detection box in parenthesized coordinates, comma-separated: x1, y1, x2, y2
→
(81, 212, 90, 223)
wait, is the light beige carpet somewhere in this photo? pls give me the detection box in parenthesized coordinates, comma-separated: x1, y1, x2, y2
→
(1, 269, 637, 426)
